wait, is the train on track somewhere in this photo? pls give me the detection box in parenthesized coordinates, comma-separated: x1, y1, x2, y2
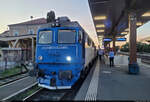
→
(35, 12, 97, 89)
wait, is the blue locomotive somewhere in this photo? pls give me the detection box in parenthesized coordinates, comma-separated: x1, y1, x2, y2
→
(35, 16, 97, 89)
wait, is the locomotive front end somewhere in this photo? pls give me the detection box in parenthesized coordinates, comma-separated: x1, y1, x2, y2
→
(35, 27, 84, 89)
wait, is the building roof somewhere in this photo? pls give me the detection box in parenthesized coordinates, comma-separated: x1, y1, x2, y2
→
(88, 0, 150, 41)
(0, 30, 10, 37)
(0, 34, 36, 41)
(9, 18, 47, 26)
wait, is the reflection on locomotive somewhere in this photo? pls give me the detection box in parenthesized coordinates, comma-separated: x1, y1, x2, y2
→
(35, 16, 97, 89)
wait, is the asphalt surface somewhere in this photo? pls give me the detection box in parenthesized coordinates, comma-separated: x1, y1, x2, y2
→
(97, 63, 150, 100)
(75, 55, 150, 101)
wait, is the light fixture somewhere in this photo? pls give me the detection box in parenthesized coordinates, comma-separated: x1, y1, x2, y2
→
(66, 56, 71, 62)
(124, 28, 129, 32)
(38, 56, 43, 60)
(94, 16, 107, 20)
(96, 24, 105, 28)
(136, 22, 142, 26)
(121, 32, 128, 34)
(97, 29, 104, 32)
(98, 36, 102, 37)
(142, 11, 150, 17)
(98, 36, 103, 40)
(98, 38, 103, 41)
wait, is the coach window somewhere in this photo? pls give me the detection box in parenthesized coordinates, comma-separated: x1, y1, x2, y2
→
(85, 35, 88, 45)
(87, 37, 89, 46)
(58, 30, 76, 43)
(39, 30, 52, 44)
(92, 42, 94, 47)
(88, 37, 91, 46)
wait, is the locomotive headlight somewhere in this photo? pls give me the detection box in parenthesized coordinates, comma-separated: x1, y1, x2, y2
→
(51, 23, 55, 27)
(66, 56, 71, 62)
(38, 56, 43, 60)
(55, 22, 60, 27)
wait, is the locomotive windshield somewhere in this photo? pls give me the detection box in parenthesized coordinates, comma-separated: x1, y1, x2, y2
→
(58, 30, 76, 44)
(38, 30, 52, 44)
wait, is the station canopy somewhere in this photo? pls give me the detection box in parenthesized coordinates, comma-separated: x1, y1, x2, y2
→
(88, 0, 150, 40)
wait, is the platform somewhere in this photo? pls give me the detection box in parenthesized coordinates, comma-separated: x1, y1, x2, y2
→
(74, 55, 150, 101)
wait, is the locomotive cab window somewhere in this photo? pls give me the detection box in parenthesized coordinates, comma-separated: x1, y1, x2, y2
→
(39, 30, 52, 44)
(58, 30, 76, 44)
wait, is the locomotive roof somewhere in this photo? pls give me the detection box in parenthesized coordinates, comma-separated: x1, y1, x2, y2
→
(39, 19, 94, 44)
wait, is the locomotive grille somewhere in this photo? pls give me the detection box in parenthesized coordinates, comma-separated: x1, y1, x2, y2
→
(58, 70, 72, 80)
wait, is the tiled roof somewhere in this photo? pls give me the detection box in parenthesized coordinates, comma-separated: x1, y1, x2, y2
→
(9, 18, 47, 26)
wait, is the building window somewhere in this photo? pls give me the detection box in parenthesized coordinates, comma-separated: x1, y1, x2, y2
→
(28, 29, 34, 34)
(13, 31, 19, 36)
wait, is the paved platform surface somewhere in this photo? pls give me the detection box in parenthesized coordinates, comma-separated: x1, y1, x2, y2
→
(0, 76, 36, 100)
(75, 55, 150, 101)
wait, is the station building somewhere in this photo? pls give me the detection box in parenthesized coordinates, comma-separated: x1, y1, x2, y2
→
(0, 18, 47, 64)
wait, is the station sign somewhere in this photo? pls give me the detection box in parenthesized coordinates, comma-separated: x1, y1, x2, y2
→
(103, 38, 126, 42)
(116, 38, 126, 41)
(103, 38, 112, 42)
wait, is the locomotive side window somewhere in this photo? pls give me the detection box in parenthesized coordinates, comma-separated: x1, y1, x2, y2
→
(39, 31, 52, 44)
(79, 30, 83, 43)
(58, 30, 76, 44)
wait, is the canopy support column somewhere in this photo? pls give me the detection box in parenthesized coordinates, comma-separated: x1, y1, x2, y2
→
(112, 36, 116, 54)
(128, 11, 139, 74)
(31, 37, 35, 63)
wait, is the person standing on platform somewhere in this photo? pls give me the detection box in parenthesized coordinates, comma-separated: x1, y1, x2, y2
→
(98, 49, 103, 61)
(108, 48, 115, 67)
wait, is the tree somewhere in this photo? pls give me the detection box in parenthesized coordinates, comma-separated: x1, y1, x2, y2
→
(120, 42, 150, 53)
(120, 42, 129, 52)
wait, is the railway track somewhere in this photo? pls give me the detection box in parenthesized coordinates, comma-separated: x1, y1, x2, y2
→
(22, 58, 98, 101)
(118, 52, 150, 65)
(22, 74, 84, 101)
(23, 88, 71, 101)
(0, 64, 33, 87)
(0, 74, 29, 87)
(22, 78, 84, 101)
(118, 52, 150, 60)
(3, 57, 98, 101)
